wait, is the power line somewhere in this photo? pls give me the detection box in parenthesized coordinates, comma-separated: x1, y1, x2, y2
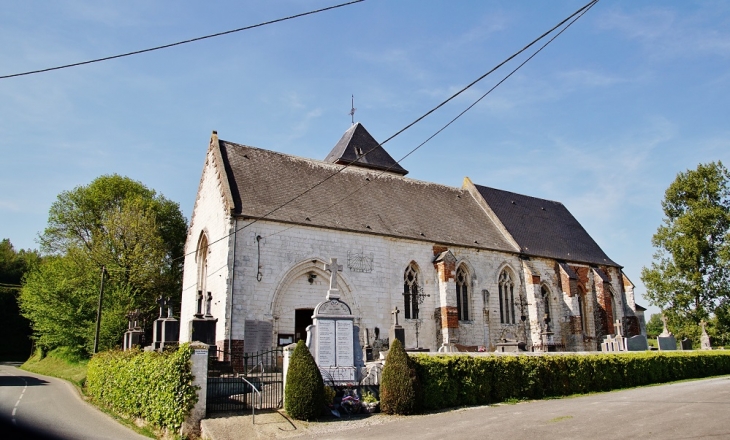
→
(171, 0, 599, 263)
(0, 0, 365, 80)
(263, 0, 598, 241)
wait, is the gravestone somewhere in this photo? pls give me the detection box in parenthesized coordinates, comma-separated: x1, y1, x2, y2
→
(190, 291, 217, 345)
(602, 320, 628, 352)
(700, 320, 712, 350)
(679, 338, 692, 350)
(389, 307, 405, 348)
(123, 309, 144, 350)
(363, 328, 373, 362)
(657, 314, 677, 351)
(151, 297, 179, 351)
(626, 335, 649, 351)
(306, 258, 362, 384)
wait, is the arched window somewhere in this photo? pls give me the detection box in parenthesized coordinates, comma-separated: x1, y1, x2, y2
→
(403, 263, 420, 319)
(541, 285, 551, 324)
(498, 270, 516, 324)
(196, 233, 209, 316)
(610, 288, 619, 321)
(456, 265, 470, 321)
(577, 286, 588, 333)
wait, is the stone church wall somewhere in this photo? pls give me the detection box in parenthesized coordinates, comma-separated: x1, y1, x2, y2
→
(180, 156, 636, 354)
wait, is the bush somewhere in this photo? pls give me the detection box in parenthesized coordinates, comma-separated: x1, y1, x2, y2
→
(380, 339, 421, 415)
(86, 344, 198, 431)
(285, 340, 325, 420)
(411, 351, 730, 411)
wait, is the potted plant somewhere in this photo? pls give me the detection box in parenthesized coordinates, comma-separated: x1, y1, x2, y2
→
(361, 390, 379, 413)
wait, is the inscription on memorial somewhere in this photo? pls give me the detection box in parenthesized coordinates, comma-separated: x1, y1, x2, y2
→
(336, 320, 354, 366)
(244, 320, 273, 354)
(317, 320, 336, 367)
(319, 300, 351, 315)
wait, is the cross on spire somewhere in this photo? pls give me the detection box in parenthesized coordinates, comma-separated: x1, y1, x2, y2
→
(349, 95, 356, 125)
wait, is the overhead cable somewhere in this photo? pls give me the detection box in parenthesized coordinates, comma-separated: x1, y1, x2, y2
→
(0, 0, 365, 79)
(172, 0, 600, 262)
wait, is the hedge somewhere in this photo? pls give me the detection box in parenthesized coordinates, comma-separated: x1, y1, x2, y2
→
(86, 344, 198, 431)
(380, 339, 421, 415)
(284, 340, 325, 420)
(412, 351, 730, 411)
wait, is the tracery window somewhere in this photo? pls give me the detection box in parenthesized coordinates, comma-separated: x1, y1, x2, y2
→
(403, 263, 420, 319)
(498, 269, 516, 324)
(456, 265, 470, 321)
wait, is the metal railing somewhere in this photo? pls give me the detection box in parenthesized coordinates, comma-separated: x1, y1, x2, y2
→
(206, 347, 283, 415)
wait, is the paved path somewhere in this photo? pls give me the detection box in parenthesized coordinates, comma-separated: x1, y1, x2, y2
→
(203, 376, 730, 440)
(0, 363, 149, 440)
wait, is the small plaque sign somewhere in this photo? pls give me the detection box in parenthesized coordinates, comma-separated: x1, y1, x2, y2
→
(194, 349, 208, 356)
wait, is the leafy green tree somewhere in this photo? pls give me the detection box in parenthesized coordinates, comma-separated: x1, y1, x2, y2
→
(0, 239, 40, 359)
(645, 313, 664, 339)
(284, 340, 324, 420)
(641, 161, 730, 340)
(20, 175, 186, 357)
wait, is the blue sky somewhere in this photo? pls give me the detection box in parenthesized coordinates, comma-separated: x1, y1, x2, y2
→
(2, 1, 730, 317)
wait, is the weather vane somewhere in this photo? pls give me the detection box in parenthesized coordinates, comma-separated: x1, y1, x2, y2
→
(349, 94, 356, 125)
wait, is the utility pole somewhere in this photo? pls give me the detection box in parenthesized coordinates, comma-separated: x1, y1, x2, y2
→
(93, 265, 106, 354)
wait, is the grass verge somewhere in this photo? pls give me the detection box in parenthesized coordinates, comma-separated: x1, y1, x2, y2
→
(21, 347, 88, 389)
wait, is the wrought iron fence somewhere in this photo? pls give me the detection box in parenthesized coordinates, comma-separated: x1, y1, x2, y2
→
(206, 347, 283, 416)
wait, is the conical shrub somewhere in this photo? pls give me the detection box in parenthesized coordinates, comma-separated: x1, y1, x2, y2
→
(380, 339, 421, 415)
(284, 340, 325, 420)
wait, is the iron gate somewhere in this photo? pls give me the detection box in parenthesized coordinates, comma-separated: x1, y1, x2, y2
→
(206, 347, 283, 415)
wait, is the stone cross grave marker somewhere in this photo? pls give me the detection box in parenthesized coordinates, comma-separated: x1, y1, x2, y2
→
(657, 313, 677, 351)
(389, 306, 405, 348)
(701, 320, 712, 350)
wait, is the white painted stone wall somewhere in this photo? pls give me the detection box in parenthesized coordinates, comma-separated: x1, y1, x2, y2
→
(179, 146, 232, 344)
(180, 152, 635, 353)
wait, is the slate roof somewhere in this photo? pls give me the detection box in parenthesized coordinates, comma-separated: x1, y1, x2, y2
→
(218, 140, 516, 252)
(474, 185, 619, 267)
(323, 123, 409, 175)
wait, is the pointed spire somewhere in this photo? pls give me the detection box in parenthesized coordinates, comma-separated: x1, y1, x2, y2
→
(324, 123, 408, 176)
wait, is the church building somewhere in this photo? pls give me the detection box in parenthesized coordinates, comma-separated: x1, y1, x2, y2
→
(179, 123, 642, 357)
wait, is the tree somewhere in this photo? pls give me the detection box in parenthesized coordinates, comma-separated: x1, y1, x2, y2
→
(641, 161, 730, 340)
(20, 175, 187, 356)
(0, 239, 39, 359)
(380, 339, 421, 415)
(645, 313, 664, 339)
(284, 340, 324, 420)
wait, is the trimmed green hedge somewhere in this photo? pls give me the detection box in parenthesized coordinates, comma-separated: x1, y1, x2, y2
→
(86, 344, 198, 431)
(380, 339, 421, 415)
(413, 351, 730, 411)
(284, 340, 325, 420)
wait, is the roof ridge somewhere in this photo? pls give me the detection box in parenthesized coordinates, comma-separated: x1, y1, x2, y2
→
(220, 139, 467, 193)
(474, 184, 564, 205)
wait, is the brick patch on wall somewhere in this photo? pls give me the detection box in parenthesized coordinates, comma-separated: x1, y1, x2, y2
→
(439, 306, 459, 329)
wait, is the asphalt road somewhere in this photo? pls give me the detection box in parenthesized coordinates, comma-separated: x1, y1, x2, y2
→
(291, 376, 730, 440)
(0, 363, 149, 440)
